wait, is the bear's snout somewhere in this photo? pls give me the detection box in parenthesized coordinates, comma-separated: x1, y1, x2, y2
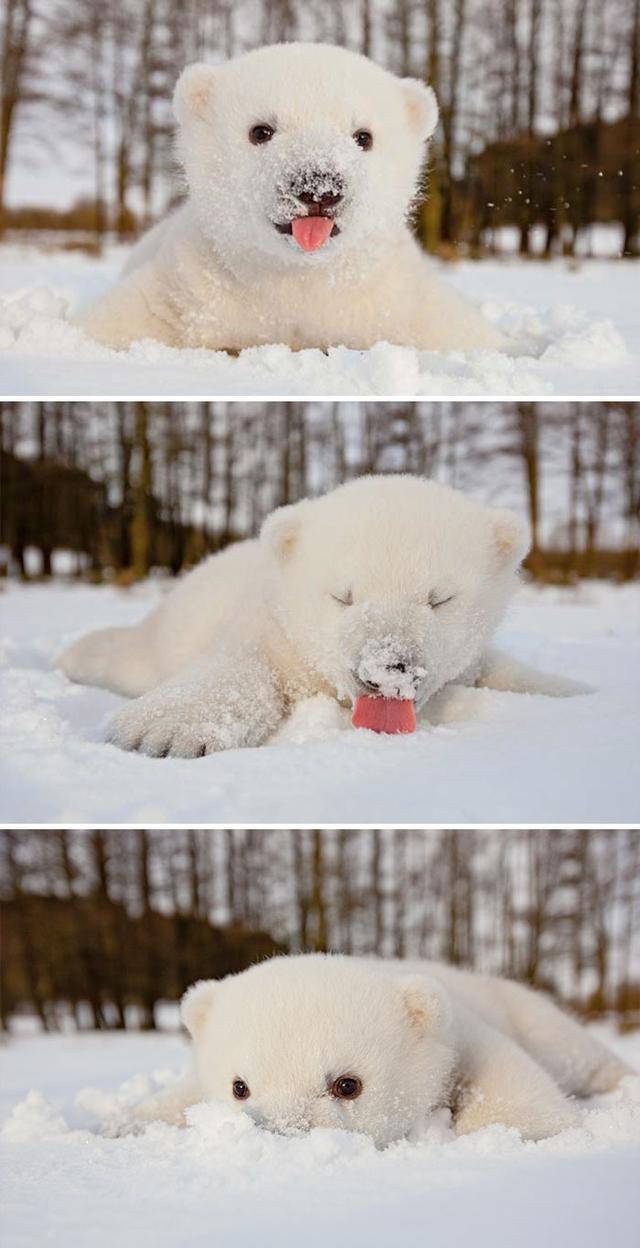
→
(285, 168, 346, 215)
(296, 186, 343, 212)
(248, 1101, 312, 1136)
(355, 640, 427, 701)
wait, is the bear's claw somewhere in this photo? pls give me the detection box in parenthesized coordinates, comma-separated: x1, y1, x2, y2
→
(107, 701, 221, 758)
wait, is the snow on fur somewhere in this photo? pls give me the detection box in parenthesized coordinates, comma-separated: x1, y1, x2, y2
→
(74, 43, 501, 355)
(126, 955, 632, 1145)
(57, 476, 580, 760)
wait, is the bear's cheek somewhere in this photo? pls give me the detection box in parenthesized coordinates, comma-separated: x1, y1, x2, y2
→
(314, 625, 348, 675)
(292, 598, 333, 638)
(193, 146, 257, 211)
(429, 611, 488, 681)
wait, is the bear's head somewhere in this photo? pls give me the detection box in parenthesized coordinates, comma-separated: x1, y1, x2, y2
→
(261, 475, 529, 708)
(173, 43, 437, 273)
(181, 954, 455, 1146)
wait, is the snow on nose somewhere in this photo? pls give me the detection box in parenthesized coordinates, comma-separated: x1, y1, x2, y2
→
(288, 167, 345, 207)
(262, 1105, 312, 1136)
(356, 637, 425, 700)
(247, 1091, 314, 1136)
(270, 1116, 310, 1136)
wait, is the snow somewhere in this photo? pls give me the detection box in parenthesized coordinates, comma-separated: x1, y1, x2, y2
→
(1, 578, 638, 824)
(356, 636, 425, 700)
(0, 244, 638, 397)
(1, 1023, 639, 1247)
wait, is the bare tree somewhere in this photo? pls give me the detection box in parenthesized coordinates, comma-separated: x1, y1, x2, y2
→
(3, 829, 638, 1032)
(0, 0, 33, 231)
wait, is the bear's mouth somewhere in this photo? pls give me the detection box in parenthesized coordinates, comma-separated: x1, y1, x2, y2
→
(274, 216, 341, 252)
(352, 695, 417, 735)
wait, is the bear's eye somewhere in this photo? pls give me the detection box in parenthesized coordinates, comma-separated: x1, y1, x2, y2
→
(330, 1075, 363, 1100)
(249, 123, 275, 145)
(232, 1078, 251, 1100)
(430, 594, 454, 609)
(353, 129, 373, 151)
(331, 589, 353, 606)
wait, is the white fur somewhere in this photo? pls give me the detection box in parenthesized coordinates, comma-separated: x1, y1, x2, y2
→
(78, 43, 501, 352)
(57, 475, 586, 758)
(127, 954, 632, 1145)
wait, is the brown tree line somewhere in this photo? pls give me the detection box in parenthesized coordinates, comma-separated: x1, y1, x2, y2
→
(1, 0, 638, 253)
(1, 828, 638, 1031)
(1, 400, 638, 581)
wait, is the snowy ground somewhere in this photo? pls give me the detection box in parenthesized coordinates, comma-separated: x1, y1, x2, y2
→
(1, 1021, 639, 1248)
(0, 243, 638, 397)
(1, 577, 638, 824)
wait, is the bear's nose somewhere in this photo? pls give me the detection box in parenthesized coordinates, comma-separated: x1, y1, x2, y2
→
(297, 189, 343, 211)
(362, 662, 407, 692)
(288, 170, 345, 212)
(357, 655, 426, 697)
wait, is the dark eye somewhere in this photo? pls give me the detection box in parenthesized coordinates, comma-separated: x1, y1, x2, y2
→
(353, 129, 373, 150)
(330, 1075, 362, 1100)
(249, 123, 275, 145)
(331, 589, 353, 606)
(232, 1079, 250, 1100)
(431, 595, 454, 609)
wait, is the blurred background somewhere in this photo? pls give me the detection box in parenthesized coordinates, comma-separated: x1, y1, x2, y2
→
(1, 828, 638, 1033)
(1, 400, 638, 583)
(1, 0, 639, 257)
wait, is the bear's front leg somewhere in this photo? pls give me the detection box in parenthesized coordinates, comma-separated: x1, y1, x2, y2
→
(78, 265, 177, 349)
(102, 1070, 202, 1137)
(106, 649, 284, 757)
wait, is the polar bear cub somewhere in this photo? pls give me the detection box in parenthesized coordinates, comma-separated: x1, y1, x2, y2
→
(58, 475, 585, 758)
(128, 955, 632, 1145)
(79, 42, 502, 353)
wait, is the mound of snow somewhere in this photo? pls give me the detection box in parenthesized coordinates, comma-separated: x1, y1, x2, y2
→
(1, 1028, 639, 1248)
(0, 246, 637, 396)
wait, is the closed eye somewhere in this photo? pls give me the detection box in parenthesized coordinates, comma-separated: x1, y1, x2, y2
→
(331, 590, 353, 606)
(430, 594, 454, 609)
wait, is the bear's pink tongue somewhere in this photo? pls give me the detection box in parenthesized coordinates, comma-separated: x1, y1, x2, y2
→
(291, 216, 334, 252)
(352, 696, 416, 735)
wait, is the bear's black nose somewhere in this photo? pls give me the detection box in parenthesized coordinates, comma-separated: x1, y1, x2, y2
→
(297, 189, 343, 211)
(289, 171, 345, 213)
(360, 663, 408, 690)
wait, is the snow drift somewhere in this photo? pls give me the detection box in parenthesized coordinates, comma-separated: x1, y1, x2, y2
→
(0, 246, 637, 396)
(1, 1026, 639, 1248)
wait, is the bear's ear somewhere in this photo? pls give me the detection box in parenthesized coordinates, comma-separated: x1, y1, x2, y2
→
(402, 80, 439, 140)
(260, 503, 303, 562)
(181, 979, 217, 1040)
(174, 63, 216, 124)
(399, 976, 451, 1039)
(491, 508, 530, 567)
